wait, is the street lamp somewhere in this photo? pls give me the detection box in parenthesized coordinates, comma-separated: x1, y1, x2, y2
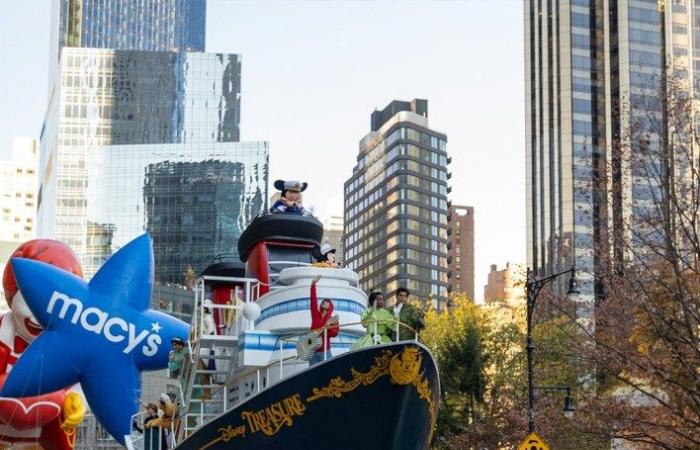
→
(534, 386, 576, 419)
(526, 266, 580, 433)
(563, 388, 576, 419)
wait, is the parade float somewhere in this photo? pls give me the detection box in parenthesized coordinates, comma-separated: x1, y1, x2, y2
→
(0, 180, 440, 450)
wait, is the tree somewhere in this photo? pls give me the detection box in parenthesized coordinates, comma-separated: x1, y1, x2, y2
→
(421, 297, 488, 446)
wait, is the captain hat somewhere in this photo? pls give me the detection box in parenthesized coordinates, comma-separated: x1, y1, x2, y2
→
(319, 243, 336, 255)
(274, 179, 308, 193)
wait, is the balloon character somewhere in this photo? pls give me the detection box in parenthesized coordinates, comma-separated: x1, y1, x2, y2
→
(1, 234, 189, 445)
(0, 239, 86, 450)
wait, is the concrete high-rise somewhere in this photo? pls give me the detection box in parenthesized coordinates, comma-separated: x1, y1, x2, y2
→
(323, 215, 345, 264)
(344, 99, 450, 306)
(0, 138, 39, 243)
(484, 262, 526, 306)
(525, 1, 694, 317)
(447, 205, 474, 300)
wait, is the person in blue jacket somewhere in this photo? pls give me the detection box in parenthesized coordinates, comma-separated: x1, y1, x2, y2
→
(270, 179, 307, 214)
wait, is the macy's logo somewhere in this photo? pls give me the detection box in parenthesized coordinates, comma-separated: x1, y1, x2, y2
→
(46, 291, 161, 356)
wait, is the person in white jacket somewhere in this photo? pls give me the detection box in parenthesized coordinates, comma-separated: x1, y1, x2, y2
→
(200, 299, 217, 371)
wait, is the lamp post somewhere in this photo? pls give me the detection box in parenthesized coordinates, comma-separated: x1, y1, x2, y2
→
(534, 385, 576, 418)
(526, 266, 580, 433)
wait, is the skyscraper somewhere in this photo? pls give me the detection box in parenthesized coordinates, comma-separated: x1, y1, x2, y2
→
(50, 0, 205, 62)
(344, 99, 450, 305)
(447, 205, 475, 300)
(37, 49, 243, 255)
(525, 1, 693, 315)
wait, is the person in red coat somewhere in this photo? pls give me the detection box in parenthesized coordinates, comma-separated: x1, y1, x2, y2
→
(308, 275, 339, 366)
(0, 239, 86, 450)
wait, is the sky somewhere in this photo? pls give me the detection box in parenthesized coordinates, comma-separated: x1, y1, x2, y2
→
(0, 0, 525, 301)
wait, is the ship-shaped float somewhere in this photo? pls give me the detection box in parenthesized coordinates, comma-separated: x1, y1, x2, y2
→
(131, 213, 440, 450)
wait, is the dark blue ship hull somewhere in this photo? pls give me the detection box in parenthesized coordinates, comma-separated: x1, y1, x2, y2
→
(175, 342, 440, 450)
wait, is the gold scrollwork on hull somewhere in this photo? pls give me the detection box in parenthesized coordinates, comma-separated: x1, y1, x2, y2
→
(307, 346, 438, 430)
(389, 346, 422, 385)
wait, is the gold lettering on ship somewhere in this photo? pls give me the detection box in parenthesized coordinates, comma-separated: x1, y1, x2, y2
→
(200, 425, 246, 450)
(219, 424, 246, 440)
(240, 393, 306, 436)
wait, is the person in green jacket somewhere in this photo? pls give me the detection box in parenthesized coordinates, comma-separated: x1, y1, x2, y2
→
(351, 292, 395, 350)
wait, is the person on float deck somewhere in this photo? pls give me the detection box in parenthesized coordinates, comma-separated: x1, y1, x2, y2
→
(308, 275, 339, 366)
(270, 179, 307, 214)
(351, 291, 394, 350)
(167, 337, 187, 378)
(389, 287, 426, 341)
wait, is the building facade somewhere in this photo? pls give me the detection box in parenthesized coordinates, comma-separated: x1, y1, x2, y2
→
(484, 262, 526, 305)
(37, 48, 242, 259)
(0, 138, 39, 243)
(525, 1, 695, 318)
(344, 99, 450, 305)
(447, 205, 475, 300)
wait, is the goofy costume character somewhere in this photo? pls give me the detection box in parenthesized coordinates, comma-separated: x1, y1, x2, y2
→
(0, 240, 86, 449)
(308, 276, 339, 366)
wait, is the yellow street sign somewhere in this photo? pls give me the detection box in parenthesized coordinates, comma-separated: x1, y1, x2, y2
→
(518, 432, 550, 450)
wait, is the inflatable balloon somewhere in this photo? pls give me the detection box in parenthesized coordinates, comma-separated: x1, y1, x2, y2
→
(0, 239, 86, 450)
(0, 234, 190, 445)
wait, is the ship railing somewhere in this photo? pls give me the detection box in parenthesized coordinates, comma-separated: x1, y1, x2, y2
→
(267, 260, 311, 286)
(278, 318, 419, 362)
(192, 275, 262, 341)
(127, 410, 170, 450)
(239, 319, 419, 399)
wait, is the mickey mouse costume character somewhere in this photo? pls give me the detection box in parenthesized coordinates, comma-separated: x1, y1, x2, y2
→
(0, 239, 86, 450)
(270, 180, 307, 215)
(311, 243, 339, 268)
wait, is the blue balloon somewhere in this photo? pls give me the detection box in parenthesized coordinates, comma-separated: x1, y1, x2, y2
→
(0, 234, 189, 445)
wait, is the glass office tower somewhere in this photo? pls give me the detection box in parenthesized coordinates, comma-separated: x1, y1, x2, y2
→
(38, 48, 243, 261)
(84, 142, 268, 282)
(51, 0, 205, 60)
(343, 99, 450, 306)
(525, 1, 695, 319)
